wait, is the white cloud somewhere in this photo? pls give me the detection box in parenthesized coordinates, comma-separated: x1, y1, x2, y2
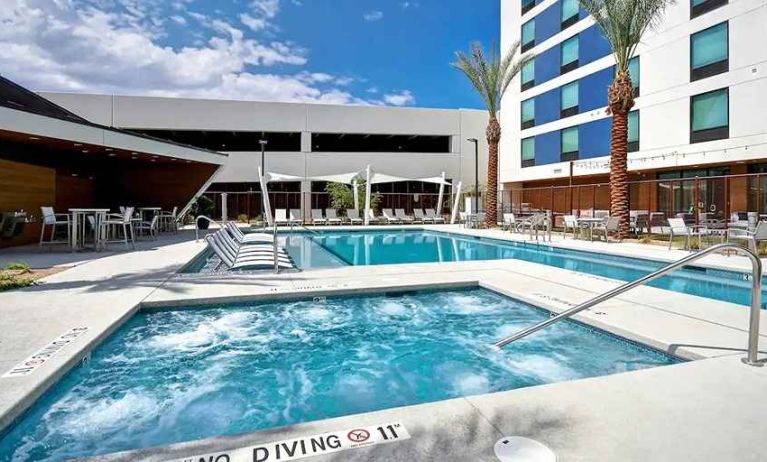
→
(401, 2, 420, 9)
(0, 0, 414, 107)
(363, 11, 384, 22)
(239, 13, 267, 31)
(382, 90, 415, 106)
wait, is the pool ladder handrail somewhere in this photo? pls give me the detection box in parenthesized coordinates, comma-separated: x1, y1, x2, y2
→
(273, 218, 279, 274)
(494, 243, 764, 367)
(195, 215, 227, 242)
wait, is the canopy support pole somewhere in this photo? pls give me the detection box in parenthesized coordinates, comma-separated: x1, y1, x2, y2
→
(364, 165, 372, 226)
(436, 171, 445, 216)
(450, 181, 462, 224)
(352, 180, 360, 210)
(258, 167, 273, 226)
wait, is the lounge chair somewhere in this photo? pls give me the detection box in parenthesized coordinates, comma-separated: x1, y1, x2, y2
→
(311, 209, 327, 226)
(382, 209, 401, 224)
(289, 209, 303, 225)
(226, 222, 272, 244)
(368, 209, 381, 224)
(395, 209, 414, 224)
(346, 209, 364, 225)
(728, 221, 767, 253)
(274, 209, 289, 226)
(206, 231, 293, 271)
(413, 209, 431, 224)
(325, 209, 343, 225)
(425, 209, 445, 224)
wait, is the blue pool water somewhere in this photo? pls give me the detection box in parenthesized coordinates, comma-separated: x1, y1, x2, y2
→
(0, 289, 677, 461)
(284, 230, 762, 308)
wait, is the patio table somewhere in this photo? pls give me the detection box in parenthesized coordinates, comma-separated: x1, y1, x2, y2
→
(69, 208, 110, 252)
(137, 207, 162, 221)
(576, 217, 606, 241)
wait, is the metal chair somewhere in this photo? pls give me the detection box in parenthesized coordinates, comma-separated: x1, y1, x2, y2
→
(102, 207, 135, 250)
(39, 206, 70, 248)
(593, 216, 621, 243)
(728, 221, 767, 253)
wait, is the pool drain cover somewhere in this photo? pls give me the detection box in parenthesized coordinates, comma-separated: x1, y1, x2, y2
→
(494, 436, 556, 462)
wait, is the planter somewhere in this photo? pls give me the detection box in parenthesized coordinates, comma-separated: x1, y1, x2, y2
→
(197, 219, 210, 230)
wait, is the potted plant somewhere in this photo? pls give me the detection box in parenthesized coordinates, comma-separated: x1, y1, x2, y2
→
(191, 195, 215, 229)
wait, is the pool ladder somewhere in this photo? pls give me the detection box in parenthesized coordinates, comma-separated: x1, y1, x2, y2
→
(494, 243, 764, 367)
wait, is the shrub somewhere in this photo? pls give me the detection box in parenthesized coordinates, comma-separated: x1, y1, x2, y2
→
(237, 214, 249, 223)
(4, 262, 30, 272)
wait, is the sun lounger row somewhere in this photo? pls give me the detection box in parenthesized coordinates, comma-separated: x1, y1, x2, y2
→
(204, 224, 295, 271)
(276, 208, 444, 225)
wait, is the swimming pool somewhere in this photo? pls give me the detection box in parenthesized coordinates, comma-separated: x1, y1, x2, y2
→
(284, 229, 763, 308)
(0, 288, 677, 460)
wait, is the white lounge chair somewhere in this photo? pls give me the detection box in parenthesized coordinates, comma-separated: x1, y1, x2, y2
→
(368, 209, 381, 225)
(382, 209, 401, 224)
(728, 221, 767, 253)
(274, 209, 289, 226)
(39, 206, 70, 248)
(289, 209, 303, 225)
(311, 209, 327, 226)
(413, 209, 431, 224)
(206, 231, 293, 271)
(425, 209, 445, 224)
(325, 209, 343, 225)
(395, 209, 414, 224)
(346, 209, 364, 225)
(226, 222, 273, 244)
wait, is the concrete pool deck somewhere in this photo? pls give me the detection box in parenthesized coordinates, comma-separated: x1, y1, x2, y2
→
(1, 226, 767, 460)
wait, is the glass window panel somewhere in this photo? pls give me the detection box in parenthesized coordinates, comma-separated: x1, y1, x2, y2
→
(562, 127, 578, 153)
(628, 57, 639, 89)
(522, 20, 535, 45)
(522, 60, 535, 83)
(628, 111, 639, 142)
(561, 37, 579, 66)
(691, 0, 706, 6)
(561, 0, 579, 21)
(692, 89, 728, 131)
(522, 99, 535, 122)
(691, 23, 728, 69)
(522, 0, 535, 6)
(522, 138, 535, 160)
(561, 81, 578, 109)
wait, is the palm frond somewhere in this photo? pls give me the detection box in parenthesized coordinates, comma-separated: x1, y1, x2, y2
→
(578, 0, 674, 72)
(452, 41, 532, 116)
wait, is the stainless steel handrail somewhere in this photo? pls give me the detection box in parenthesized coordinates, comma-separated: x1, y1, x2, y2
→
(195, 215, 226, 241)
(494, 243, 764, 367)
(273, 219, 279, 274)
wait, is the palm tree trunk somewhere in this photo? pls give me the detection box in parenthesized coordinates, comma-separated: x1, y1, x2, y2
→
(485, 116, 501, 228)
(607, 70, 635, 239)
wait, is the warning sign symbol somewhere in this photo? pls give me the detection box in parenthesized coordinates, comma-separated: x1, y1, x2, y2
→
(347, 429, 370, 443)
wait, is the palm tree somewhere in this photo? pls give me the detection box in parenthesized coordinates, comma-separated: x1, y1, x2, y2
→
(453, 41, 532, 228)
(579, 0, 673, 238)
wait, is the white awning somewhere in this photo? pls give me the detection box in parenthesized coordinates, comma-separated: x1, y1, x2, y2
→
(309, 171, 365, 185)
(369, 172, 413, 185)
(265, 172, 304, 183)
(416, 176, 453, 186)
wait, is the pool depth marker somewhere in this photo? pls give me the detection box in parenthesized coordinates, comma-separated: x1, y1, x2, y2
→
(2, 327, 89, 378)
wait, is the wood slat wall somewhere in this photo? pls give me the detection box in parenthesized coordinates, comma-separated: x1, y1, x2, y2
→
(0, 158, 56, 247)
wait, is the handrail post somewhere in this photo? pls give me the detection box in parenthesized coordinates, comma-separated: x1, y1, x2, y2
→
(273, 219, 279, 274)
(494, 243, 763, 367)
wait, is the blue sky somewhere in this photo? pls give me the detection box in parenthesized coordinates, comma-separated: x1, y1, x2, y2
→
(0, 0, 499, 109)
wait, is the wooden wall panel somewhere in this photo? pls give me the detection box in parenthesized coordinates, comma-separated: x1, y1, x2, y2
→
(0, 158, 56, 247)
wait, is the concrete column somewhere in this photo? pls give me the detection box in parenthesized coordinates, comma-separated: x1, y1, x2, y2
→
(300, 180, 312, 222)
(301, 131, 312, 153)
(221, 193, 228, 222)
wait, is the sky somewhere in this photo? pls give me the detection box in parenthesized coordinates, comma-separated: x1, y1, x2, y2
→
(0, 0, 499, 109)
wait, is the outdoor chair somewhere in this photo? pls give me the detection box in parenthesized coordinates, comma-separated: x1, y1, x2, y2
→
(102, 207, 135, 250)
(382, 209, 401, 224)
(206, 231, 293, 271)
(39, 206, 70, 248)
(346, 209, 364, 225)
(274, 209, 290, 226)
(226, 222, 272, 244)
(594, 210, 610, 219)
(134, 215, 159, 240)
(502, 213, 516, 232)
(395, 208, 414, 224)
(562, 215, 584, 239)
(311, 209, 327, 226)
(667, 217, 705, 250)
(289, 209, 303, 225)
(413, 209, 431, 224)
(325, 209, 343, 225)
(158, 206, 178, 233)
(728, 221, 767, 253)
(425, 209, 445, 223)
(593, 216, 621, 243)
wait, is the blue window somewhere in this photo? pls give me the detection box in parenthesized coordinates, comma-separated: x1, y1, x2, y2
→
(691, 0, 728, 19)
(561, 126, 579, 160)
(522, 20, 536, 52)
(561, 36, 579, 73)
(521, 137, 536, 167)
(522, 0, 536, 14)
(628, 57, 640, 92)
(628, 110, 639, 152)
(521, 59, 535, 90)
(521, 98, 535, 128)
(561, 81, 578, 117)
(561, 0, 579, 28)
(691, 88, 728, 143)
(691, 22, 728, 81)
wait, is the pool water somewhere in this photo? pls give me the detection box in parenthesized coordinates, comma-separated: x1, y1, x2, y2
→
(286, 230, 763, 307)
(0, 289, 677, 461)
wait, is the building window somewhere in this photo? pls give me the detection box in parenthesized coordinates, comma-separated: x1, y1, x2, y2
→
(628, 57, 640, 96)
(691, 22, 728, 81)
(521, 98, 536, 129)
(561, 36, 579, 74)
(521, 59, 535, 91)
(522, 137, 536, 167)
(560, 81, 579, 118)
(561, 127, 579, 161)
(628, 110, 639, 152)
(691, 0, 727, 19)
(522, 0, 536, 15)
(690, 88, 728, 143)
(522, 20, 536, 52)
(561, 0, 579, 29)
